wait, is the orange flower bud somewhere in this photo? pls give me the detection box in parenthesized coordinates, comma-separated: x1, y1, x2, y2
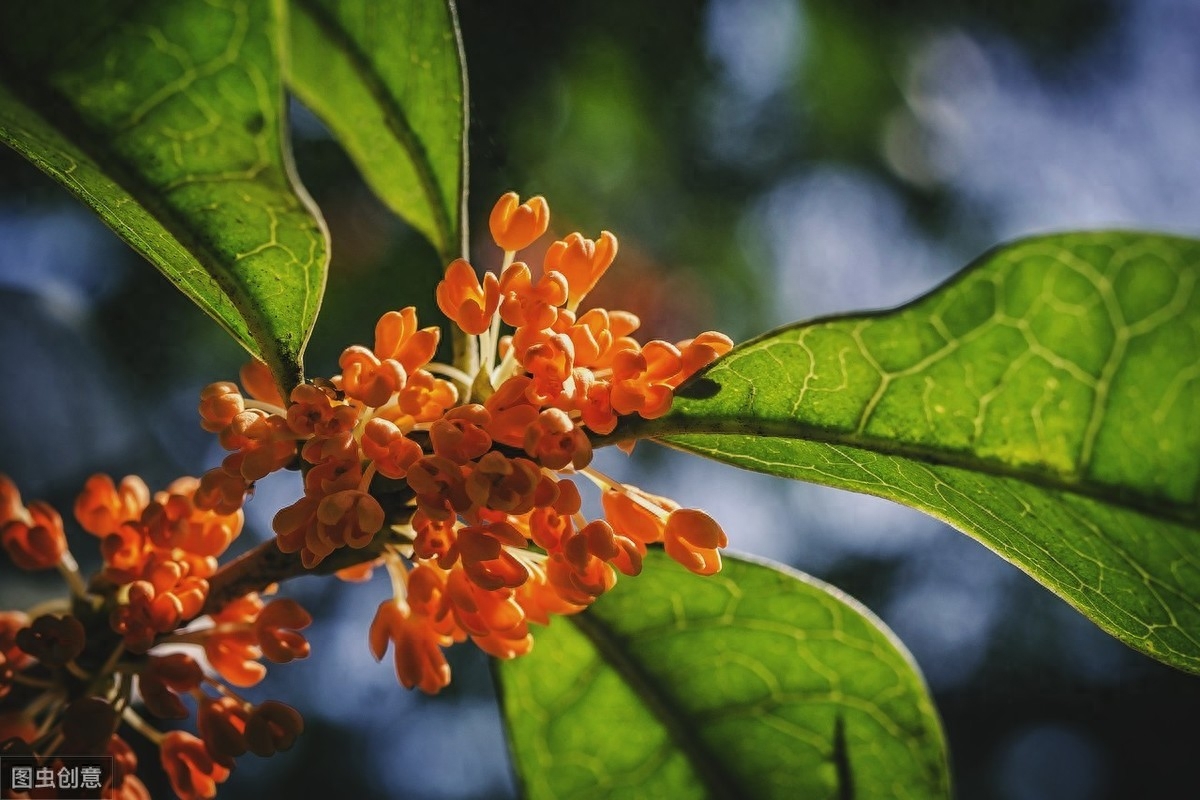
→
(489, 191, 550, 252)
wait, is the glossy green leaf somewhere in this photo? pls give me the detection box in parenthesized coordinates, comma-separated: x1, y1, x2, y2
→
(617, 232, 1200, 673)
(287, 0, 466, 262)
(0, 0, 327, 392)
(499, 551, 949, 800)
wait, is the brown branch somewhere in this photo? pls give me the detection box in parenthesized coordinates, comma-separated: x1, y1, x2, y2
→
(201, 535, 400, 617)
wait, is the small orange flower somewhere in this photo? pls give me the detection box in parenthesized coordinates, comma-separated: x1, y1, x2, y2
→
(361, 418, 423, 479)
(197, 696, 249, 767)
(663, 508, 727, 576)
(436, 258, 500, 335)
(456, 521, 530, 590)
(369, 599, 452, 694)
(140, 653, 203, 719)
(75, 473, 150, 537)
(465, 452, 541, 516)
(672, 331, 734, 386)
(218, 410, 295, 481)
(198, 382, 245, 433)
(429, 404, 493, 464)
(244, 701, 304, 757)
(203, 595, 270, 687)
(15, 614, 86, 666)
(238, 359, 285, 407)
(609, 340, 683, 419)
(315, 490, 385, 550)
(112, 579, 204, 653)
(195, 464, 249, 516)
(522, 333, 576, 405)
(339, 345, 407, 407)
(482, 376, 540, 447)
(255, 598, 312, 664)
(1, 499, 66, 571)
(160, 730, 230, 800)
(412, 511, 458, 567)
(601, 486, 676, 545)
(390, 370, 458, 425)
(287, 383, 358, 437)
(544, 230, 618, 310)
(489, 191, 550, 252)
(444, 569, 532, 659)
(374, 307, 440, 373)
(498, 262, 568, 329)
(524, 407, 592, 470)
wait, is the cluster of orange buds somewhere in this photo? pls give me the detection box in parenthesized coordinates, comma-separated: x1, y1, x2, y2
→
(0, 475, 309, 800)
(195, 192, 734, 695)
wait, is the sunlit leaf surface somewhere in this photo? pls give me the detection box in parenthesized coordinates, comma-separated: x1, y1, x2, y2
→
(623, 232, 1200, 673)
(287, 0, 466, 262)
(0, 0, 327, 391)
(500, 551, 949, 800)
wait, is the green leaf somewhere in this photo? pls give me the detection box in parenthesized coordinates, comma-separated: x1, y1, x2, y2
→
(287, 0, 466, 262)
(0, 0, 328, 391)
(618, 231, 1200, 674)
(499, 551, 949, 800)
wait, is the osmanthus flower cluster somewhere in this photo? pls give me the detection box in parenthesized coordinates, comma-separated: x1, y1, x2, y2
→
(0, 474, 308, 800)
(0, 192, 731, 798)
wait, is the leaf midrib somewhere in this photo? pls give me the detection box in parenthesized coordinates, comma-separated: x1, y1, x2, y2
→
(568, 610, 745, 800)
(288, 0, 456, 262)
(598, 414, 1198, 528)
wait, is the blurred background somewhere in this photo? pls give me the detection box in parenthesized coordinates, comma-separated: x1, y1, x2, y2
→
(3, 0, 1200, 797)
